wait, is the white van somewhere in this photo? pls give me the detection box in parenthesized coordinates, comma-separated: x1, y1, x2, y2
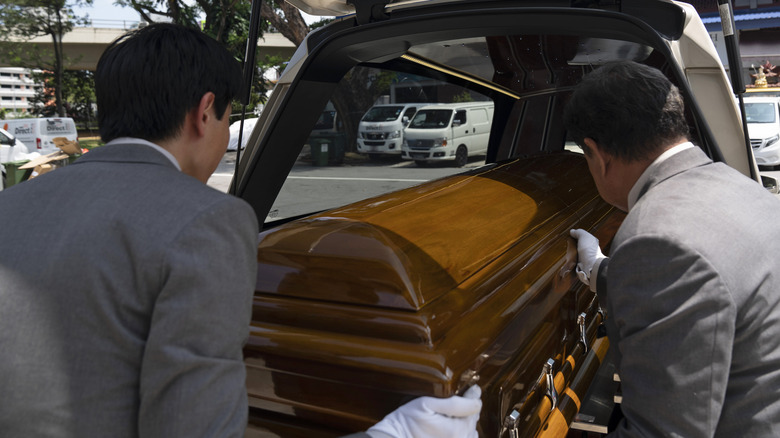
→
(1, 118, 78, 154)
(744, 96, 780, 167)
(402, 102, 494, 167)
(1, 127, 37, 190)
(357, 103, 422, 158)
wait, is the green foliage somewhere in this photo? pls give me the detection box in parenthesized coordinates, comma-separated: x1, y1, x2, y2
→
(0, 0, 93, 116)
(114, 0, 198, 28)
(2, 0, 305, 120)
(116, 0, 298, 115)
(28, 70, 56, 117)
(27, 69, 96, 128)
(62, 69, 97, 128)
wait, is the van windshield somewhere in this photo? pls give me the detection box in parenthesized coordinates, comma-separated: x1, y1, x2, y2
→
(409, 109, 453, 128)
(362, 106, 405, 122)
(745, 103, 777, 123)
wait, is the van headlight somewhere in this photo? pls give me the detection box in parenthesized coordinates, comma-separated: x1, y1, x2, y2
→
(433, 138, 448, 147)
(389, 130, 401, 139)
(767, 134, 780, 147)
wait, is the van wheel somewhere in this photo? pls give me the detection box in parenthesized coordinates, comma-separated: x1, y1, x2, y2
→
(455, 145, 468, 167)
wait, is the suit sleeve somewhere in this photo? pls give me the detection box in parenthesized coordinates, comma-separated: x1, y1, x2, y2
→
(138, 197, 259, 437)
(606, 234, 736, 438)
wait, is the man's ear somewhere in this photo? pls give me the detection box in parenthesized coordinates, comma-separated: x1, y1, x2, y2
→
(583, 137, 610, 179)
(192, 92, 216, 138)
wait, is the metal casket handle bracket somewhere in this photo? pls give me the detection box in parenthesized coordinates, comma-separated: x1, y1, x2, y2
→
(578, 312, 588, 354)
(544, 358, 558, 411)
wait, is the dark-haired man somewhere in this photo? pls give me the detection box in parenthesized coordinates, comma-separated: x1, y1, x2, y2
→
(566, 61, 780, 436)
(0, 23, 480, 438)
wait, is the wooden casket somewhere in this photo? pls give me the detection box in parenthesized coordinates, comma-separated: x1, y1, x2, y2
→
(244, 152, 624, 437)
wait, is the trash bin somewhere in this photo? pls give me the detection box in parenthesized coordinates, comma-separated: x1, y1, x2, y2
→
(2, 160, 32, 188)
(309, 137, 329, 166)
(325, 132, 346, 165)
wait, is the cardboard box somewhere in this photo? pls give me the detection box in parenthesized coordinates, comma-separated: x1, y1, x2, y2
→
(28, 163, 55, 180)
(53, 137, 81, 155)
(19, 151, 70, 170)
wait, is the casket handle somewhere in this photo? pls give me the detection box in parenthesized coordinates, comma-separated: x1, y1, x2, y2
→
(577, 312, 588, 354)
(504, 409, 521, 438)
(544, 358, 558, 411)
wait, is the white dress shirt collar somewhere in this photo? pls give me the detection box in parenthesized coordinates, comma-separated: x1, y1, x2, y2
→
(105, 137, 181, 171)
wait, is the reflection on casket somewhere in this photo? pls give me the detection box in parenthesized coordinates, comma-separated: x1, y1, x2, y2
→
(244, 152, 624, 437)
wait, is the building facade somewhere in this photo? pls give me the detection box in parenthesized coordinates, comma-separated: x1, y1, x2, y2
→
(0, 68, 40, 114)
(687, 0, 780, 90)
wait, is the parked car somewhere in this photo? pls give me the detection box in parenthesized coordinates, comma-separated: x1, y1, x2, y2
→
(231, 0, 762, 436)
(357, 103, 422, 159)
(227, 117, 258, 151)
(744, 96, 780, 167)
(0, 118, 78, 154)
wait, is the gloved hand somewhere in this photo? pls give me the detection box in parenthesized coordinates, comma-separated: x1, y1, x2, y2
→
(569, 229, 607, 287)
(366, 385, 482, 438)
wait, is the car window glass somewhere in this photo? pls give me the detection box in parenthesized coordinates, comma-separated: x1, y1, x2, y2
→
(265, 63, 494, 224)
(0, 130, 11, 145)
(746, 102, 777, 123)
(262, 34, 654, 225)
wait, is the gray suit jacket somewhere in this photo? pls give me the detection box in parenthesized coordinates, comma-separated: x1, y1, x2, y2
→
(596, 147, 780, 437)
(0, 143, 259, 437)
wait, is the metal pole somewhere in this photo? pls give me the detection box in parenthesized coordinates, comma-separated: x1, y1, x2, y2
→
(718, 0, 755, 179)
(232, 0, 264, 194)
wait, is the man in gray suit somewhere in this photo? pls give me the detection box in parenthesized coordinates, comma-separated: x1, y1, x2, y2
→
(0, 23, 480, 437)
(565, 61, 780, 436)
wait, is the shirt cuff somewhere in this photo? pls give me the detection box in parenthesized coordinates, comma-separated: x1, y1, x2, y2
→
(590, 256, 606, 293)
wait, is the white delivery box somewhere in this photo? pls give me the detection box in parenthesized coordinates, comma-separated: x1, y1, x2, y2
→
(1, 118, 78, 154)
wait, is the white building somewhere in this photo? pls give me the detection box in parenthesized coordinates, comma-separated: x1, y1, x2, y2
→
(0, 68, 40, 114)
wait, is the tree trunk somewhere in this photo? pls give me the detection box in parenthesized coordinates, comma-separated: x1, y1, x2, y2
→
(260, 0, 308, 46)
(53, 11, 65, 117)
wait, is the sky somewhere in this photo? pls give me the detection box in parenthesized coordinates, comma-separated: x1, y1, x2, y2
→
(71, 0, 142, 27)
(70, 0, 323, 28)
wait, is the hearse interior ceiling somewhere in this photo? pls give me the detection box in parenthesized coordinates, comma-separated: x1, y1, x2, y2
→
(406, 35, 655, 94)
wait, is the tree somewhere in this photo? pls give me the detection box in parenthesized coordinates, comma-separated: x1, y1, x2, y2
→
(27, 70, 56, 117)
(0, 0, 92, 117)
(63, 70, 97, 129)
(116, 0, 313, 113)
(329, 67, 399, 152)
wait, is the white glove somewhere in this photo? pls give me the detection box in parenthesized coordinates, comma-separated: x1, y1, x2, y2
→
(569, 229, 607, 287)
(366, 385, 482, 438)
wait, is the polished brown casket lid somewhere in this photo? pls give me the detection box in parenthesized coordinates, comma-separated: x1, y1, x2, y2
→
(256, 153, 602, 311)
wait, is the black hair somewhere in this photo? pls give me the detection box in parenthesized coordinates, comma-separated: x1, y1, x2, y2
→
(95, 23, 242, 143)
(563, 61, 689, 162)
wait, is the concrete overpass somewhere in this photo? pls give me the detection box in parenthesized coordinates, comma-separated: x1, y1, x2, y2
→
(1, 27, 298, 71)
